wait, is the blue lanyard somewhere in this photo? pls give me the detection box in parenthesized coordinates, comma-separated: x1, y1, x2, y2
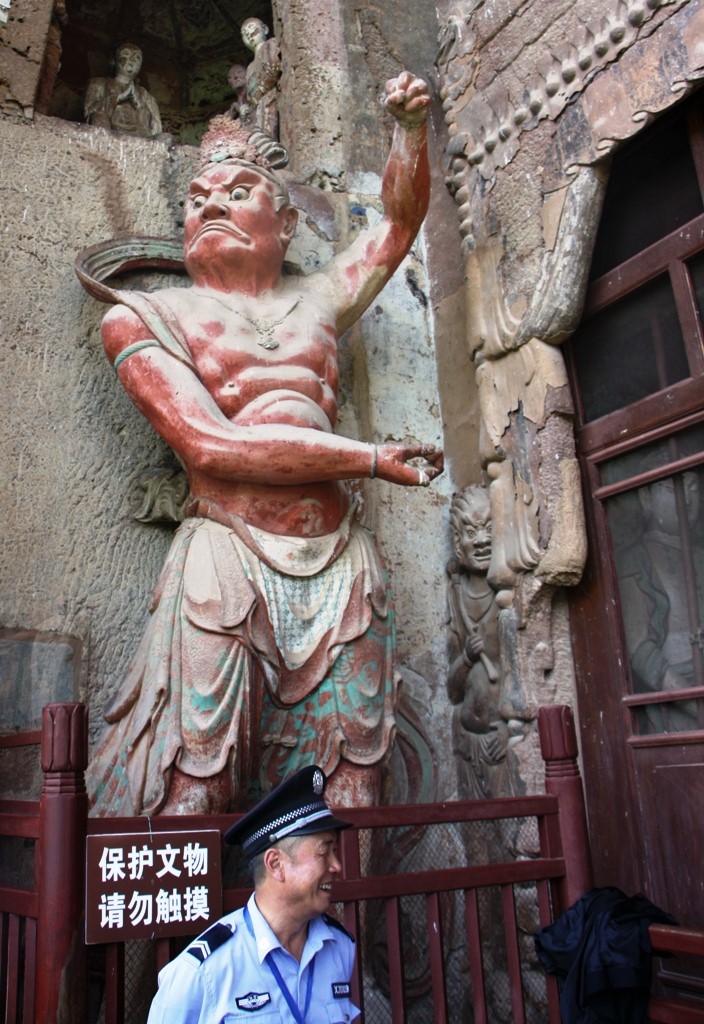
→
(266, 950, 315, 1024)
(244, 905, 315, 1024)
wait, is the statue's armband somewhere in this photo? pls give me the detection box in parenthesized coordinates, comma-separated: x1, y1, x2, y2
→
(113, 339, 161, 371)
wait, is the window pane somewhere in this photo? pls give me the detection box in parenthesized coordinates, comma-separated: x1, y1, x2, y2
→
(601, 424, 704, 489)
(606, 459, 704, 722)
(687, 250, 704, 334)
(629, 695, 703, 737)
(572, 275, 689, 422)
(590, 105, 703, 279)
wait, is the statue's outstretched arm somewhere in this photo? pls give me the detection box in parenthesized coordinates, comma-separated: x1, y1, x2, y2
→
(317, 71, 431, 335)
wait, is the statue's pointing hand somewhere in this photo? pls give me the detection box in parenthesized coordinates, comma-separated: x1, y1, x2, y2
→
(376, 443, 444, 487)
(383, 71, 430, 128)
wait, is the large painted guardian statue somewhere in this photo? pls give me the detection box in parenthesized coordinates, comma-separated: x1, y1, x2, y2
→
(77, 72, 443, 817)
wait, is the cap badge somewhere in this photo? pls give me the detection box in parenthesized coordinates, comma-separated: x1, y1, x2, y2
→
(313, 769, 324, 795)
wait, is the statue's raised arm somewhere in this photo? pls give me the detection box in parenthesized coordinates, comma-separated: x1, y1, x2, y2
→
(316, 71, 431, 334)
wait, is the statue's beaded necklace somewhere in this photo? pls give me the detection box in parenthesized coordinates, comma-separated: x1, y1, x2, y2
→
(208, 293, 301, 350)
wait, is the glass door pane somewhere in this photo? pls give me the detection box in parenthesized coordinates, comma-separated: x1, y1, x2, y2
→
(604, 455, 704, 731)
(572, 274, 689, 422)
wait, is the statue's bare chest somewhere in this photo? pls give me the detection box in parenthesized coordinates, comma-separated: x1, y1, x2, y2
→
(170, 290, 340, 418)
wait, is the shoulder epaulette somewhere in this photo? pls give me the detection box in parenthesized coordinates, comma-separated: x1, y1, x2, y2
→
(186, 921, 236, 964)
(323, 913, 355, 942)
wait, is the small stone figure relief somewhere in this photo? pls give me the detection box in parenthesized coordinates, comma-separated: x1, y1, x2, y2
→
(225, 57, 288, 169)
(446, 485, 511, 799)
(241, 18, 281, 140)
(226, 63, 249, 121)
(614, 465, 704, 731)
(233, 19, 288, 168)
(77, 73, 442, 817)
(84, 42, 162, 138)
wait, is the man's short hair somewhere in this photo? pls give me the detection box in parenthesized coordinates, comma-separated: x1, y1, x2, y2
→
(249, 835, 302, 885)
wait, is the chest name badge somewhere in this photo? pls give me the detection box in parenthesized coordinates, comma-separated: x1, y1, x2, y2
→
(236, 991, 272, 1011)
(332, 982, 350, 998)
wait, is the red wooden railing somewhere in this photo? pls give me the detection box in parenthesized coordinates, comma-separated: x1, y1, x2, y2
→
(1, 701, 702, 1023)
(649, 926, 704, 1023)
(0, 735, 41, 1024)
(0, 703, 88, 1024)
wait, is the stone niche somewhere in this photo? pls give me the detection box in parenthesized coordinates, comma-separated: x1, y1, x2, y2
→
(0, 628, 82, 802)
(0, 627, 81, 731)
(1, 0, 277, 141)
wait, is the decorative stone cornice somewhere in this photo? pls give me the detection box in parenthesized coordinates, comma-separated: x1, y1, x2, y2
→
(438, 0, 692, 218)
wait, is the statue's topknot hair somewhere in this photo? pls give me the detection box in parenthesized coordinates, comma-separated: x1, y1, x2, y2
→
(198, 116, 269, 170)
(198, 115, 289, 171)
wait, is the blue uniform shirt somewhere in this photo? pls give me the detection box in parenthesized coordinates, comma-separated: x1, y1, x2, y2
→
(147, 893, 360, 1023)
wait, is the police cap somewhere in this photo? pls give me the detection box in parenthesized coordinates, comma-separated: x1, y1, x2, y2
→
(224, 765, 351, 859)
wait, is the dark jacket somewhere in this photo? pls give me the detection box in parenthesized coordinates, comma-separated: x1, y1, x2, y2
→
(534, 886, 675, 1023)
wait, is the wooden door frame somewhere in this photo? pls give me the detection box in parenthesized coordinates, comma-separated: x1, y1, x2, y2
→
(565, 90, 704, 902)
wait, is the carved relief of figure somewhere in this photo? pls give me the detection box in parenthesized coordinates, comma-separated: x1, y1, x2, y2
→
(446, 485, 511, 799)
(226, 63, 249, 122)
(77, 74, 442, 818)
(241, 17, 281, 142)
(226, 56, 288, 169)
(84, 42, 162, 138)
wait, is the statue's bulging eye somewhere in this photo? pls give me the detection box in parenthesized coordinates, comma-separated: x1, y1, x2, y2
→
(230, 186, 251, 202)
(191, 195, 206, 209)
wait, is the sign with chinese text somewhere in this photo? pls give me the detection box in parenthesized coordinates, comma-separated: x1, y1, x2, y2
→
(86, 831, 223, 943)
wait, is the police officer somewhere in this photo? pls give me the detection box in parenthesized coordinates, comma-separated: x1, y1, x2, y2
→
(147, 765, 360, 1022)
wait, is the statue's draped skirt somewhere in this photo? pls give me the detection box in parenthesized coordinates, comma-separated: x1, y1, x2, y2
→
(89, 515, 398, 815)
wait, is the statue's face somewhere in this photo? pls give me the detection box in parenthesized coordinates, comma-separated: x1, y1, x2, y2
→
(116, 45, 142, 80)
(228, 64, 246, 91)
(183, 162, 296, 282)
(242, 18, 267, 50)
(452, 500, 492, 574)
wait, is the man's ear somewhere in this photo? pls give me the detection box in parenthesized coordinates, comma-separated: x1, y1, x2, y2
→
(263, 845, 287, 882)
(280, 206, 299, 245)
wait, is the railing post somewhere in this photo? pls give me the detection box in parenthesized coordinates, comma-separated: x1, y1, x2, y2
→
(35, 702, 89, 1024)
(538, 704, 593, 911)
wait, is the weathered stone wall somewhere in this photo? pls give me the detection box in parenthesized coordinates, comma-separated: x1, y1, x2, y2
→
(0, 116, 196, 760)
(0, 0, 53, 117)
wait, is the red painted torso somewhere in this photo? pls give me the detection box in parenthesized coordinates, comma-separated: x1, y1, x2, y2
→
(159, 283, 349, 537)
